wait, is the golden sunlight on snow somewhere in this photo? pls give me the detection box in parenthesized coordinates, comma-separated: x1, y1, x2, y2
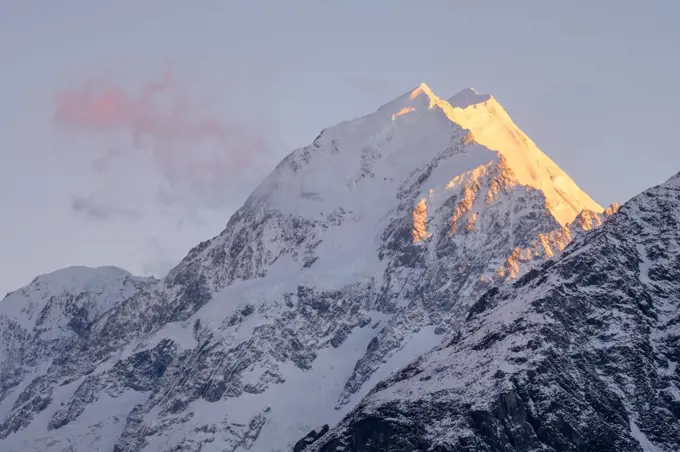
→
(397, 83, 603, 226)
(450, 185, 478, 234)
(392, 107, 416, 120)
(495, 208, 609, 280)
(393, 83, 612, 276)
(412, 198, 431, 243)
(574, 210, 603, 231)
(447, 96, 603, 225)
(604, 202, 621, 217)
(461, 131, 475, 146)
(409, 83, 438, 104)
(464, 212, 478, 232)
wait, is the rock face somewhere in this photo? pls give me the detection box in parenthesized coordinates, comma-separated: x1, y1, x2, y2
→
(0, 84, 614, 451)
(299, 172, 680, 452)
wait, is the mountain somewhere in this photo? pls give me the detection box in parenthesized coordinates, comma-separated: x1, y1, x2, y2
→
(298, 171, 680, 452)
(0, 84, 614, 451)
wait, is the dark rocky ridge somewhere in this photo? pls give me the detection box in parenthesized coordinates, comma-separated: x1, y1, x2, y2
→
(297, 172, 680, 451)
(0, 86, 619, 451)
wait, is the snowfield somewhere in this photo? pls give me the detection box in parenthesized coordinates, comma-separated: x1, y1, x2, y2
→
(1, 83, 649, 452)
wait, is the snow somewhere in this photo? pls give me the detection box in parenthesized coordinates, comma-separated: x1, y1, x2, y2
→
(444, 89, 602, 225)
(1, 368, 148, 452)
(0, 361, 53, 423)
(246, 318, 388, 451)
(0, 266, 145, 334)
(249, 82, 601, 302)
(139, 320, 198, 352)
(630, 417, 661, 452)
(636, 243, 652, 284)
(322, 167, 680, 450)
(0, 82, 615, 451)
(343, 325, 440, 408)
(138, 310, 389, 452)
(661, 170, 680, 189)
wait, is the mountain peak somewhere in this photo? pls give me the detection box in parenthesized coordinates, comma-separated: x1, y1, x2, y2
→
(338, 83, 602, 225)
(1, 265, 147, 342)
(441, 88, 603, 224)
(0, 81, 618, 452)
(409, 82, 436, 99)
(386, 82, 440, 111)
(379, 83, 603, 224)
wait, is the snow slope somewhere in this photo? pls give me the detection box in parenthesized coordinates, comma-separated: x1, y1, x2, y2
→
(0, 265, 151, 368)
(446, 86, 602, 225)
(0, 84, 611, 452)
(302, 171, 680, 451)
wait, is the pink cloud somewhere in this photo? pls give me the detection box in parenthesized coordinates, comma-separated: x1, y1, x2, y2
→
(54, 72, 273, 211)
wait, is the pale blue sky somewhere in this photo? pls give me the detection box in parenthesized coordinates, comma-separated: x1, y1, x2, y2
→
(1, 1, 679, 295)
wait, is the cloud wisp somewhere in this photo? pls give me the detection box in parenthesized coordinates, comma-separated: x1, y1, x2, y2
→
(71, 193, 142, 221)
(54, 72, 274, 217)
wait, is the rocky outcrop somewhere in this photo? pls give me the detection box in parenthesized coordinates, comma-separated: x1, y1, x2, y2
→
(0, 85, 613, 451)
(299, 172, 680, 452)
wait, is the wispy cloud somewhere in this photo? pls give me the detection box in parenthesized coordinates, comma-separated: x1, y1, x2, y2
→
(71, 193, 142, 221)
(55, 72, 274, 215)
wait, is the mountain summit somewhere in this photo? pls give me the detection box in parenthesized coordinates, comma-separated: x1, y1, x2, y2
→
(1, 84, 614, 451)
(387, 83, 603, 225)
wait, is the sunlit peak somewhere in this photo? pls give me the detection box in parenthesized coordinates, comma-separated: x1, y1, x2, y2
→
(409, 82, 437, 101)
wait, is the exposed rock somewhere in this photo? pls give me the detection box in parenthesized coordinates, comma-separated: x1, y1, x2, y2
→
(0, 85, 614, 451)
(300, 171, 680, 452)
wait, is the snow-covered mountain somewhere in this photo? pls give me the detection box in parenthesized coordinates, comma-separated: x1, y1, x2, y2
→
(300, 170, 680, 452)
(1, 84, 617, 451)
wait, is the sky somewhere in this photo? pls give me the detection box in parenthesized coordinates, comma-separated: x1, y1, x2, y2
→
(1, 0, 679, 295)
